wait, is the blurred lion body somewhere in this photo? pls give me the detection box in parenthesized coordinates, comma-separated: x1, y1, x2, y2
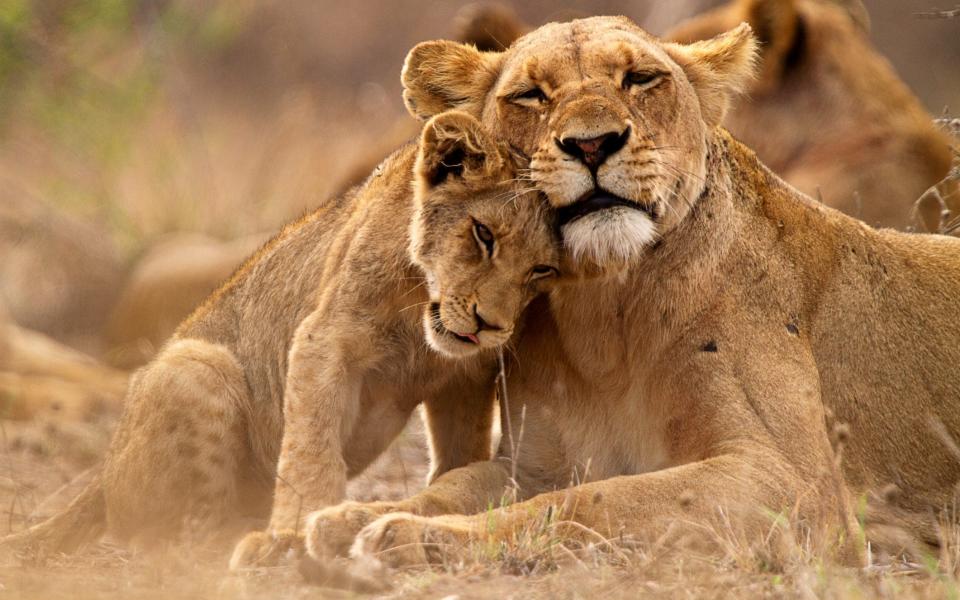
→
(103, 233, 270, 369)
(2, 112, 558, 559)
(301, 17, 960, 567)
(666, 0, 955, 228)
(0, 192, 124, 354)
(0, 303, 127, 422)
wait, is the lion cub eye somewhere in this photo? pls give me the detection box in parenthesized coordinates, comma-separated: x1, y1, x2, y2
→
(509, 87, 548, 107)
(528, 265, 558, 281)
(472, 221, 495, 257)
(622, 71, 663, 91)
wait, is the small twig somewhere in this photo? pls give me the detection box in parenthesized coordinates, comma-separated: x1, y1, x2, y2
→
(496, 349, 518, 500)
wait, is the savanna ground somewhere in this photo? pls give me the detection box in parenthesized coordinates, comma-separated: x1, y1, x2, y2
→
(0, 1, 958, 598)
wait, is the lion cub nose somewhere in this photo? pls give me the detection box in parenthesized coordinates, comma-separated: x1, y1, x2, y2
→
(556, 128, 631, 170)
(473, 305, 503, 333)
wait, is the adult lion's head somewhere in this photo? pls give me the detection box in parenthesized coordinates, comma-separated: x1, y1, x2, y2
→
(402, 16, 757, 270)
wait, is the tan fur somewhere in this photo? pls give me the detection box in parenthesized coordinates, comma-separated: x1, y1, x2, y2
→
(667, 0, 954, 229)
(0, 113, 559, 567)
(0, 320, 127, 422)
(453, 2, 528, 52)
(302, 17, 960, 569)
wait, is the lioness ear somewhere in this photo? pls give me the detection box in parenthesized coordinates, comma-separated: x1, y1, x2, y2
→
(665, 23, 759, 127)
(416, 111, 503, 189)
(402, 40, 503, 121)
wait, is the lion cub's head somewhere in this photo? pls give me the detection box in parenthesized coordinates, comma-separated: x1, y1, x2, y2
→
(411, 111, 559, 358)
(402, 17, 758, 272)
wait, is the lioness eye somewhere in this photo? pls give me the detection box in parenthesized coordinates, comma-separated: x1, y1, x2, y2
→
(623, 71, 662, 90)
(472, 221, 495, 256)
(529, 265, 558, 280)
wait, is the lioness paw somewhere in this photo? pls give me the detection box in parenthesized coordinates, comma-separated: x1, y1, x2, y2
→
(229, 529, 304, 570)
(350, 513, 466, 568)
(304, 501, 394, 561)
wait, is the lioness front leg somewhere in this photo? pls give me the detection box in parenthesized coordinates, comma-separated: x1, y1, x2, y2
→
(231, 312, 381, 569)
(353, 449, 859, 568)
(304, 461, 512, 561)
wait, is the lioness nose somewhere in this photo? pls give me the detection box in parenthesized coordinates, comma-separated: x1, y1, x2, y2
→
(556, 128, 630, 170)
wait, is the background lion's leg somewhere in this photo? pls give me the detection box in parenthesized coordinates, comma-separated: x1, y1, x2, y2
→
(101, 338, 258, 548)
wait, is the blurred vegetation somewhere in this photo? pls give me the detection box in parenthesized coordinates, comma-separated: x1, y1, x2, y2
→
(0, 1, 258, 255)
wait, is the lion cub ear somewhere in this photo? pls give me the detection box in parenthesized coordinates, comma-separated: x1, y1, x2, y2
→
(416, 111, 505, 190)
(402, 41, 503, 121)
(664, 23, 759, 127)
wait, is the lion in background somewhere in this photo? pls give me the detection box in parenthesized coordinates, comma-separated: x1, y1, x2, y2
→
(667, 0, 956, 229)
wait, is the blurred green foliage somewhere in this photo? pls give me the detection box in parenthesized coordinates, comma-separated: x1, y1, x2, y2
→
(0, 0, 247, 142)
(0, 0, 250, 249)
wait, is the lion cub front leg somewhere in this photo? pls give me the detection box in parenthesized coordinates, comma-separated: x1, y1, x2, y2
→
(230, 312, 380, 569)
(303, 371, 501, 561)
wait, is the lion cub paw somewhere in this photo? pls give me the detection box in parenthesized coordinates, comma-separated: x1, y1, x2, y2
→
(304, 501, 395, 561)
(229, 529, 304, 570)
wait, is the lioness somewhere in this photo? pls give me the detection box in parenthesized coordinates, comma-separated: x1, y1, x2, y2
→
(2, 112, 560, 559)
(301, 17, 960, 568)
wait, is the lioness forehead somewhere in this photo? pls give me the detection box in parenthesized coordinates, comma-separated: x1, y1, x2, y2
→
(510, 16, 651, 50)
(503, 17, 673, 83)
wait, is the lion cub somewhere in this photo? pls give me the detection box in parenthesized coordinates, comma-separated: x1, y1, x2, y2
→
(2, 111, 559, 565)
(230, 111, 560, 565)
